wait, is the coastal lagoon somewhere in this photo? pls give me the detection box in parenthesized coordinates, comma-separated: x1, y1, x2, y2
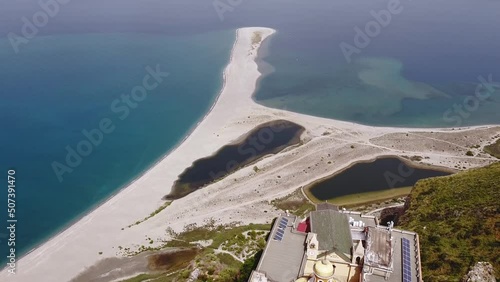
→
(307, 157, 452, 201)
(1, 0, 499, 263)
(167, 120, 304, 199)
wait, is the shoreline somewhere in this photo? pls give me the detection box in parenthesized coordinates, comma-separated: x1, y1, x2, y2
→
(302, 154, 458, 203)
(252, 29, 277, 101)
(3, 27, 498, 282)
(0, 26, 278, 282)
(3, 29, 240, 269)
(166, 119, 305, 199)
(308, 154, 458, 188)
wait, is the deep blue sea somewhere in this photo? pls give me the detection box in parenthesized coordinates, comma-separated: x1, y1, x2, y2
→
(1, 0, 499, 264)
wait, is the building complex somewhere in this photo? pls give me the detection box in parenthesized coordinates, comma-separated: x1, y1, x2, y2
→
(249, 203, 422, 282)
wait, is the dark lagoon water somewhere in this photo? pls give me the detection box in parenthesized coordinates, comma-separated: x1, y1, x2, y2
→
(167, 120, 304, 199)
(308, 158, 452, 200)
(1, 0, 499, 262)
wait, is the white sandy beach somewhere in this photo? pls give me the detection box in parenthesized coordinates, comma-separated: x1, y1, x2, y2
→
(2, 27, 498, 282)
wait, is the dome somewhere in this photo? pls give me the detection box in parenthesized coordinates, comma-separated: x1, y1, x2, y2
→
(313, 260, 334, 278)
(295, 278, 308, 282)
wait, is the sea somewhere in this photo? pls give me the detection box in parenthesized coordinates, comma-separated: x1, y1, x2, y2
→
(0, 0, 499, 264)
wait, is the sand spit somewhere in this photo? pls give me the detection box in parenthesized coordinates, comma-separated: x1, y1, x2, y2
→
(2, 27, 498, 282)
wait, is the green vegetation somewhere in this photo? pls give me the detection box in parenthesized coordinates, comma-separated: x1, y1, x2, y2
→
(317, 187, 413, 207)
(127, 201, 172, 228)
(236, 251, 263, 282)
(122, 222, 270, 281)
(399, 163, 500, 281)
(303, 185, 412, 208)
(161, 223, 271, 281)
(271, 188, 316, 216)
(484, 138, 500, 158)
(166, 223, 271, 249)
(217, 253, 242, 269)
(219, 230, 267, 259)
(121, 273, 175, 282)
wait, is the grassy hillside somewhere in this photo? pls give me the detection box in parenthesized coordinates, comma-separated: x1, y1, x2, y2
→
(485, 138, 500, 159)
(399, 162, 499, 281)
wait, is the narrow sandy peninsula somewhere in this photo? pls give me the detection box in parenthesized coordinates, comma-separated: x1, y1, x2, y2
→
(2, 27, 498, 282)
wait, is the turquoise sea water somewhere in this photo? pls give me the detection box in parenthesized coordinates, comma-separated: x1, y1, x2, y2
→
(253, 0, 500, 127)
(0, 31, 235, 261)
(1, 0, 499, 264)
(255, 57, 500, 127)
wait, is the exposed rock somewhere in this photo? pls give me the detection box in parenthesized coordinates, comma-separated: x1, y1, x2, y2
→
(462, 262, 496, 282)
(187, 268, 200, 282)
(380, 205, 406, 226)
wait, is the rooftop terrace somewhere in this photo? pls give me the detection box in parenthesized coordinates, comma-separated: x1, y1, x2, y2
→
(253, 215, 307, 282)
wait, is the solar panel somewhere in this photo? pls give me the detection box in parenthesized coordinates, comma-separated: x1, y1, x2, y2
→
(402, 238, 412, 282)
(271, 218, 290, 242)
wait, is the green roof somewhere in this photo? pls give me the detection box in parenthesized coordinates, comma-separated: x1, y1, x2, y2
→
(310, 209, 353, 256)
